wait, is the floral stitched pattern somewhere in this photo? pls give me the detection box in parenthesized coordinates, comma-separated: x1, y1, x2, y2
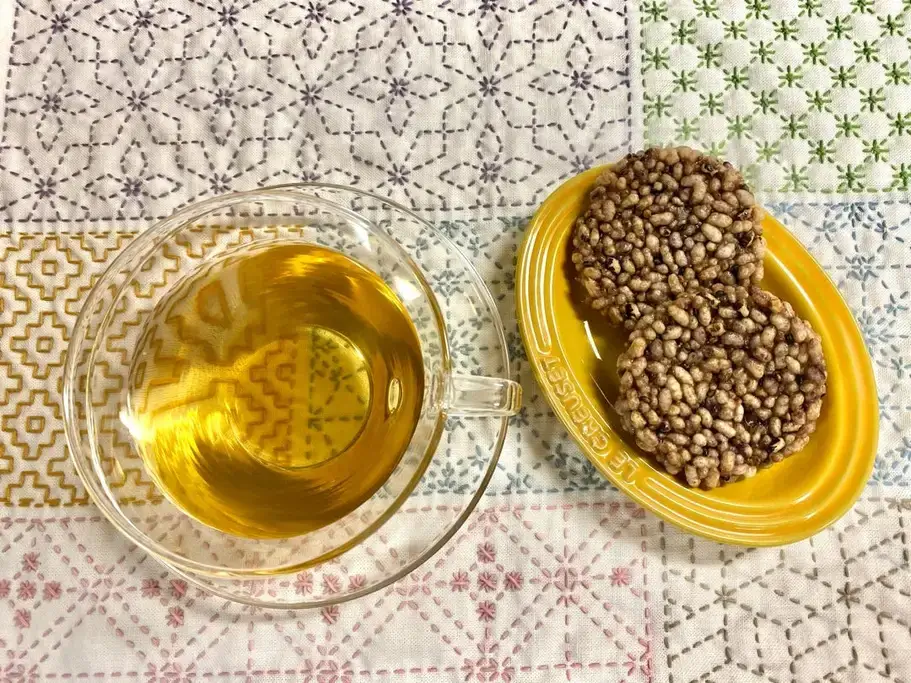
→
(640, 0, 911, 193)
(0, 0, 633, 221)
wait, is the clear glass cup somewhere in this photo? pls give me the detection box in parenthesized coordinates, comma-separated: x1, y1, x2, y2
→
(63, 184, 521, 607)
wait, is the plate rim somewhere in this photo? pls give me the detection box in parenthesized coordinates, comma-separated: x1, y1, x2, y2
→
(516, 167, 879, 547)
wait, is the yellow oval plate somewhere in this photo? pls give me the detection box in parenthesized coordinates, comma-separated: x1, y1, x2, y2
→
(517, 167, 878, 546)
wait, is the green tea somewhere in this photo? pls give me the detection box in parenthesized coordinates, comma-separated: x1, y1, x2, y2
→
(126, 243, 425, 539)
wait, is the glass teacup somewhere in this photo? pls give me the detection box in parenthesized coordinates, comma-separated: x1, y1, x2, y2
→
(63, 184, 521, 606)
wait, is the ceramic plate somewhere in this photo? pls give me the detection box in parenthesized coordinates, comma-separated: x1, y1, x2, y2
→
(516, 167, 878, 546)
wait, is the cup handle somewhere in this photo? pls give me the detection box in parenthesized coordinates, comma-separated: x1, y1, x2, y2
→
(444, 373, 523, 417)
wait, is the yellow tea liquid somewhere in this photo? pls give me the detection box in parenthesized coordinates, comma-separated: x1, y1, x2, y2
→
(125, 243, 425, 539)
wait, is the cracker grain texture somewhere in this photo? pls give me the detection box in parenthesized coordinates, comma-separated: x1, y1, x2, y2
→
(615, 285, 827, 489)
(571, 147, 766, 328)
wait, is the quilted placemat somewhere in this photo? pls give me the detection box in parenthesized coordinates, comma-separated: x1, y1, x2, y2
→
(0, 1, 909, 681)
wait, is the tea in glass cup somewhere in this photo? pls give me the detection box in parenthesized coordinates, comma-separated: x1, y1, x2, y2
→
(126, 243, 426, 538)
(64, 184, 521, 595)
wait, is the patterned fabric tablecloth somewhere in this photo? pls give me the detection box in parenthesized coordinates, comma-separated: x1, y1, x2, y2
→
(1, 1, 910, 681)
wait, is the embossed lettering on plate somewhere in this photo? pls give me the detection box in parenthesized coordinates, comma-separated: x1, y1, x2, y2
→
(539, 356, 639, 485)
